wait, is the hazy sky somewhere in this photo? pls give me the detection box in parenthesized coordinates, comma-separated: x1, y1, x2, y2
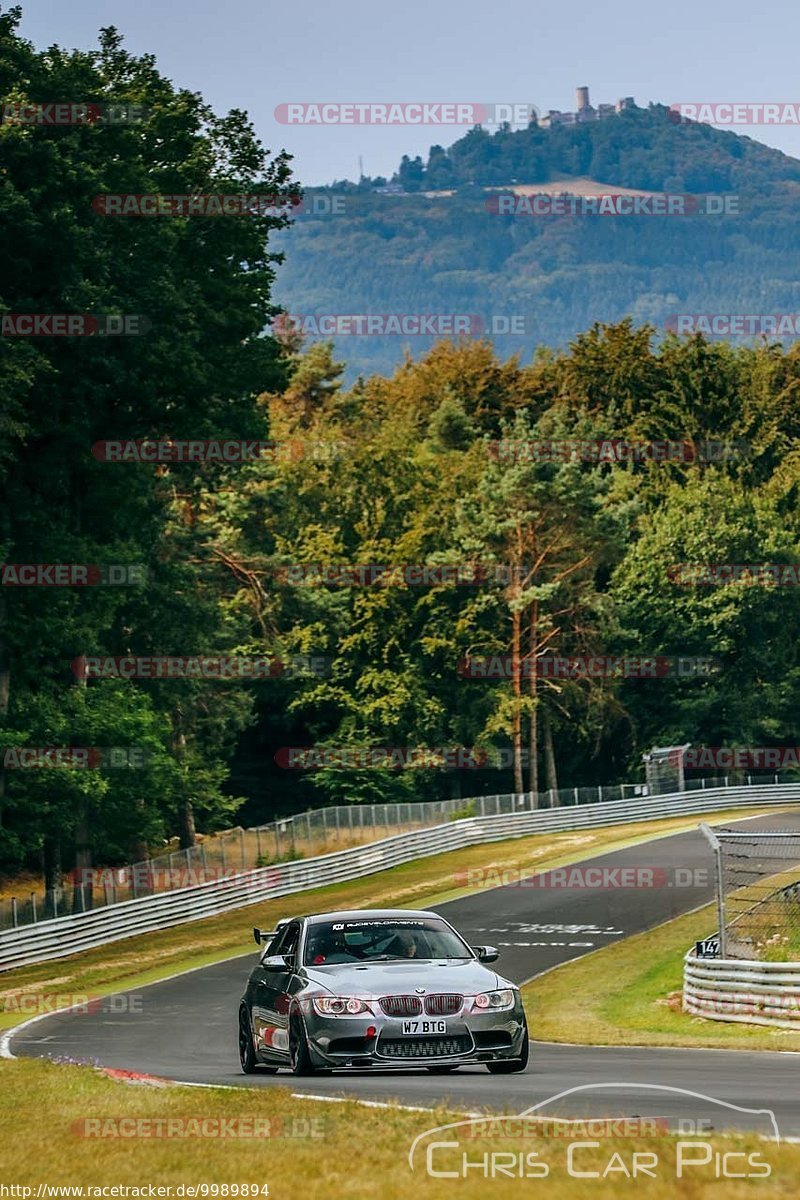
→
(20, 0, 800, 185)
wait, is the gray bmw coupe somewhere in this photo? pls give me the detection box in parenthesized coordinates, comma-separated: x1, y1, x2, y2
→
(238, 908, 529, 1075)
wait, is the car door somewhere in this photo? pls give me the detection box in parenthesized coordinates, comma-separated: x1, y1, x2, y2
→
(252, 920, 302, 1061)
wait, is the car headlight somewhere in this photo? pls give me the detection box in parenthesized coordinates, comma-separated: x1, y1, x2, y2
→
(312, 996, 373, 1016)
(471, 989, 516, 1012)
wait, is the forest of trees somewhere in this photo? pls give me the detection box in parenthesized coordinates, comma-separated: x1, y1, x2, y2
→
(3, 10, 800, 885)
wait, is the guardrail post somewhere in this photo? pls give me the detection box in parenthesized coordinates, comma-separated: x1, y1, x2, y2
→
(11, 897, 17, 928)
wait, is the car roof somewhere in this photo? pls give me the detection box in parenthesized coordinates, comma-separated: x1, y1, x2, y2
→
(298, 908, 439, 925)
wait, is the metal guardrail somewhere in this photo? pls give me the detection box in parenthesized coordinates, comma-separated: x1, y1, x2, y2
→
(1, 782, 798, 973)
(0, 774, 746, 933)
(683, 950, 800, 1029)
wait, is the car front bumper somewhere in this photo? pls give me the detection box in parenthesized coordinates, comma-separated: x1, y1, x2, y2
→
(301, 1001, 528, 1069)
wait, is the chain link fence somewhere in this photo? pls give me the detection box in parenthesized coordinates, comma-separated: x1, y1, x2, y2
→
(0, 772, 774, 932)
(702, 824, 800, 959)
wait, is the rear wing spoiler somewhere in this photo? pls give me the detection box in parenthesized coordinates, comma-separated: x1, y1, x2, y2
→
(253, 917, 291, 945)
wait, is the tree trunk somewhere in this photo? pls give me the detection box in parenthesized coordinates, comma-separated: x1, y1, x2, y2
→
(527, 604, 539, 805)
(543, 709, 558, 797)
(178, 798, 197, 850)
(511, 605, 523, 796)
(0, 595, 9, 827)
(172, 716, 197, 849)
(43, 835, 62, 914)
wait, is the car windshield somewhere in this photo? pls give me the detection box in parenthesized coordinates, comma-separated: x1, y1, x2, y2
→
(303, 917, 472, 965)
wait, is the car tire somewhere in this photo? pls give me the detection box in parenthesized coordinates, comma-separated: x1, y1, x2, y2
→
(486, 1021, 530, 1074)
(289, 1012, 316, 1076)
(238, 1005, 258, 1074)
(426, 1066, 459, 1073)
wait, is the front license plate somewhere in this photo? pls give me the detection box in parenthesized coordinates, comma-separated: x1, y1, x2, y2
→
(401, 1019, 447, 1035)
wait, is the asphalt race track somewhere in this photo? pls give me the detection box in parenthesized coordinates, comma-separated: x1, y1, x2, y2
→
(9, 811, 800, 1135)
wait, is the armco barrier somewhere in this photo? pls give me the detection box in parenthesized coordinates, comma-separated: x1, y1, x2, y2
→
(1, 783, 798, 972)
(683, 951, 800, 1028)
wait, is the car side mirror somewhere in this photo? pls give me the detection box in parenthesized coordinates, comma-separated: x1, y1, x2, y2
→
(474, 945, 499, 964)
(260, 954, 293, 970)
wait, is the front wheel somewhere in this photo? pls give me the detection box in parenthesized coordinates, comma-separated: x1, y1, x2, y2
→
(289, 1012, 316, 1076)
(486, 1021, 529, 1074)
(238, 1006, 257, 1074)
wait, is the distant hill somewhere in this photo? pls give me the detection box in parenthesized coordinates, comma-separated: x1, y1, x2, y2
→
(273, 104, 800, 380)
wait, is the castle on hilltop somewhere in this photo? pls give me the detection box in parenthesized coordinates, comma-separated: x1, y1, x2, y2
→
(538, 86, 636, 128)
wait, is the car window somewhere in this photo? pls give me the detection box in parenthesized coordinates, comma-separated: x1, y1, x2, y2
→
(303, 917, 472, 965)
(264, 920, 301, 961)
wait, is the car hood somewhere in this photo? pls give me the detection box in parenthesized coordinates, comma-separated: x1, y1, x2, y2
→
(303, 958, 510, 996)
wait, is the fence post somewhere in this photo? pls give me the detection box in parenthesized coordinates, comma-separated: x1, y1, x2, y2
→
(574, 787, 579, 806)
(699, 823, 727, 959)
(240, 827, 246, 868)
(10, 897, 17, 928)
(336, 807, 341, 839)
(290, 818, 297, 858)
(306, 810, 312, 848)
(30, 892, 37, 924)
(221, 838, 227, 873)
(349, 806, 354, 835)
(256, 825, 262, 862)
(598, 785, 603, 803)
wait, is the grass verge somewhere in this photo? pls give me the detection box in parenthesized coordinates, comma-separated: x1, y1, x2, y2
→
(0, 1056, 798, 1197)
(522, 900, 800, 1052)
